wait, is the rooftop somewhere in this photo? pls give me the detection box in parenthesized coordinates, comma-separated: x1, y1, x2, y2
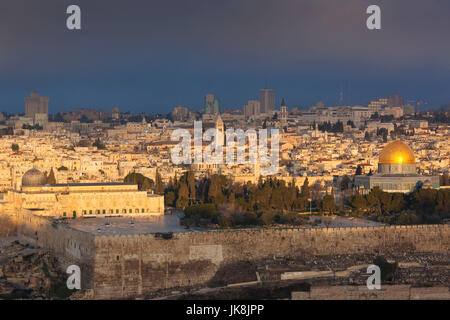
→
(66, 215, 191, 235)
(49, 182, 136, 187)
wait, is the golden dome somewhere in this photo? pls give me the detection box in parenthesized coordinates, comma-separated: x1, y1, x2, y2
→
(379, 141, 415, 165)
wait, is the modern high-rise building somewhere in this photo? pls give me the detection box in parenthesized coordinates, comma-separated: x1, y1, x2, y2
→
(25, 92, 49, 122)
(243, 100, 261, 118)
(367, 98, 388, 114)
(205, 94, 219, 115)
(387, 93, 404, 108)
(258, 88, 275, 114)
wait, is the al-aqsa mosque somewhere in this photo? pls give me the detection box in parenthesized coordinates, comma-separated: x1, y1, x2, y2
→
(354, 140, 439, 193)
(0, 168, 164, 218)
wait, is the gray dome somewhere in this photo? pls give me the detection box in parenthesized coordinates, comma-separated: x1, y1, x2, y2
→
(22, 168, 46, 187)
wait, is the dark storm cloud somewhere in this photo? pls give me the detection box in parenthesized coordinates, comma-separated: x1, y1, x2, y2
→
(0, 0, 449, 111)
(1, 0, 449, 71)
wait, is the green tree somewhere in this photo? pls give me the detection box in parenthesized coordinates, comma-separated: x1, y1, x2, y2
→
(165, 191, 175, 207)
(93, 138, 106, 150)
(300, 177, 309, 198)
(348, 193, 367, 214)
(11, 144, 19, 152)
(154, 169, 164, 195)
(176, 182, 189, 209)
(373, 255, 398, 281)
(183, 203, 218, 226)
(397, 211, 421, 225)
(321, 194, 336, 213)
(187, 170, 196, 203)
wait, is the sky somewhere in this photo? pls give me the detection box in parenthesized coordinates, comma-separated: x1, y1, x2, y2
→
(0, 0, 449, 114)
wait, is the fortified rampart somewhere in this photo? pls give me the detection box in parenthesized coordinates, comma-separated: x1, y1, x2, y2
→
(0, 213, 16, 237)
(1, 210, 449, 299)
(1, 210, 95, 290)
(93, 224, 449, 299)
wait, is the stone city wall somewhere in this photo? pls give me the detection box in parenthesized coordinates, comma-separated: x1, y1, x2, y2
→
(1, 210, 95, 290)
(1, 208, 449, 299)
(0, 213, 17, 237)
(292, 285, 450, 300)
(92, 225, 450, 299)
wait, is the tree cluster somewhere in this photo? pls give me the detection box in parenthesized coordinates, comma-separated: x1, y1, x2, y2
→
(318, 121, 344, 133)
(92, 138, 106, 150)
(167, 172, 336, 228)
(347, 186, 450, 224)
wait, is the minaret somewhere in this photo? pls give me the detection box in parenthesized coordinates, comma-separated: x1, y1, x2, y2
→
(280, 98, 287, 127)
(215, 114, 224, 135)
(215, 114, 224, 150)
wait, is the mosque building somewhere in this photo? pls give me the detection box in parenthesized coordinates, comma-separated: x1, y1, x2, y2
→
(354, 140, 440, 193)
(0, 168, 164, 218)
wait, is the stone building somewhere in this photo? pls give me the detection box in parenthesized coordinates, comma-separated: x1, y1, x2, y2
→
(25, 92, 49, 124)
(1, 168, 164, 218)
(355, 140, 440, 193)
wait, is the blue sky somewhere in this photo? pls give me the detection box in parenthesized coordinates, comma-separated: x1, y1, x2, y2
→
(0, 0, 449, 114)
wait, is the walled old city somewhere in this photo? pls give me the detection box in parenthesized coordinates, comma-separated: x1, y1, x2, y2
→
(0, 92, 449, 300)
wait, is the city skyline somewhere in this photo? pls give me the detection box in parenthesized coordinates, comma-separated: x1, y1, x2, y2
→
(0, 88, 447, 117)
(1, 0, 450, 113)
(0, 0, 449, 304)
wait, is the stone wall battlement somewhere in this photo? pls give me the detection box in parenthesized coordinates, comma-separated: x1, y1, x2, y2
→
(2, 209, 449, 299)
(93, 224, 449, 242)
(91, 223, 449, 298)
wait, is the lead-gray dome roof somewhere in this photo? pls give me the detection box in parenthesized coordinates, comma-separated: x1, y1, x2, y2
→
(22, 168, 46, 187)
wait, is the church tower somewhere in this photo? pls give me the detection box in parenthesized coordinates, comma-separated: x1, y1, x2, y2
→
(215, 114, 225, 150)
(215, 114, 224, 135)
(280, 98, 288, 127)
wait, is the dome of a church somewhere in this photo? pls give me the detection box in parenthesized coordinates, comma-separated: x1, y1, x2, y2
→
(379, 140, 415, 165)
(22, 168, 47, 187)
(111, 106, 120, 113)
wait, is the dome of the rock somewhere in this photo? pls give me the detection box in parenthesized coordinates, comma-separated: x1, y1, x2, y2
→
(379, 140, 415, 165)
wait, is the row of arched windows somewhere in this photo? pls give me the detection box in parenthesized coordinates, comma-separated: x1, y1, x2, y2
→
(62, 208, 150, 217)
